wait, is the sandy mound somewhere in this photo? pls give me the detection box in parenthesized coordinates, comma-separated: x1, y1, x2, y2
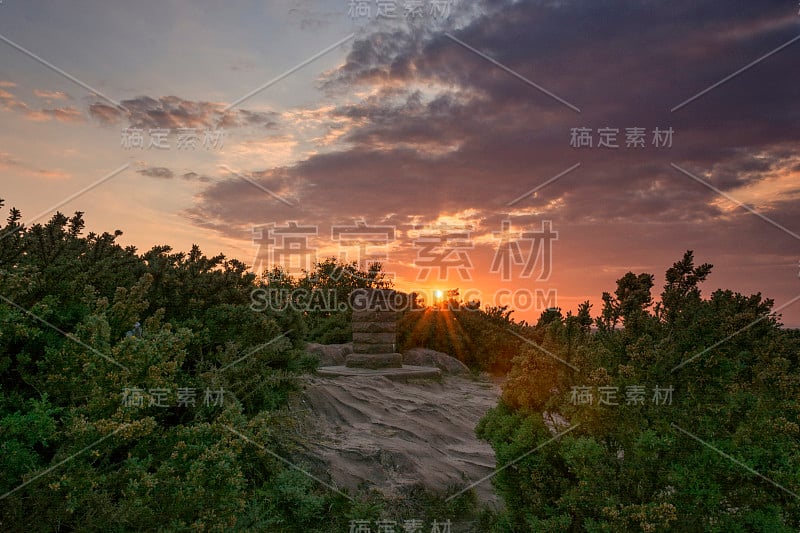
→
(402, 347, 471, 376)
(297, 374, 502, 506)
(306, 343, 353, 366)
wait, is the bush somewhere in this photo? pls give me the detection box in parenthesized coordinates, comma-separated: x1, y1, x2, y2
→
(478, 252, 800, 530)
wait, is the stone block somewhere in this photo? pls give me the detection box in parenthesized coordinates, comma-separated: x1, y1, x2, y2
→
(352, 310, 400, 322)
(349, 289, 410, 312)
(353, 342, 396, 354)
(345, 352, 403, 369)
(351, 321, 396, 333)
(352, 332, 396, 344)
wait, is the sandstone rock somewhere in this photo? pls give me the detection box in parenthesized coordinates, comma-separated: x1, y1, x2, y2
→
(345, 352, 403, 369)
(351, 321, 397, 333)
(299, 375, 502, 505)
(402, 347, 470, 376)
(352, 310, 400, 323)
(353, 342, 396, 354)
(349, 288, 410, 312)
(306, 342, 353, 366)
(352, 332, 397, 344)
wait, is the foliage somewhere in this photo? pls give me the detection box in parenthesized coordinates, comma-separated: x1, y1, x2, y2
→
(0, 201, 492, 531)
(260, 258, 392, 345)
(6, 199, 793, 531)
(478, 251, 800, 531)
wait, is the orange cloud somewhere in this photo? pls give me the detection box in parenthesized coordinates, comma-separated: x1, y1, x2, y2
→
(0, 88, 26, 112)
(0, 89, 81, 122)
(0, 152, 71, 180)
(33, 89, 70, 100)
(0, 151, 23, 169)
(36, 169, 71, 180)
(87, 103, 122, 125)
(711, 161, 800, 213)
(25, 107, 84, 123)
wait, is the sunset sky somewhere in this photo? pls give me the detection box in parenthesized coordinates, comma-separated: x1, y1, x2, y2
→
(1, 0, 799, 325)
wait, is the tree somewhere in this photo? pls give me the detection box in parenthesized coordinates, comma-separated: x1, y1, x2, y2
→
(0, 199, 497, 530)
(658, 250, 713, 326)
(478, 251, 800, 531)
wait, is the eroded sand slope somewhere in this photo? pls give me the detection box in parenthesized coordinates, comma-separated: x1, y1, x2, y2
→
(298, 375, 502, 506)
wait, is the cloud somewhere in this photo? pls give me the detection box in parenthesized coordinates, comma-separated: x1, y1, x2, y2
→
(0, 81, 16, 88)
(224, 134, 301, 169)
(137, 166, 175, 179)
(88, 95, 280, 131)
(165, 0, 800, 321)
(0, 88, 27, 113)
(285, 0, 335, 31)
(0, 151, 23, 169)
(33, 89, 71, 100)
(87, 103, 121, 126)
(228, 59, 257, 72)
(132, 168, 214, 184)
(25, 106, 84, 123)
(0, 152, 70, 180)
(0, 87, 84, 122)
(36, 169, 71, 179)
(181, 172, 213, 183)
(708, 151, 800, 212)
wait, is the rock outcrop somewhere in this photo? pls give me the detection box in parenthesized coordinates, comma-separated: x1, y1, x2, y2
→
(306, 342, 353, 366)
(310, 343, 472, 376)
(297, 374, 502, 506)
(402, 347, 471, 376)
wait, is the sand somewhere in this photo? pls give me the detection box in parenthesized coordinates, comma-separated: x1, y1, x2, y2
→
(295, 374, 503, 506)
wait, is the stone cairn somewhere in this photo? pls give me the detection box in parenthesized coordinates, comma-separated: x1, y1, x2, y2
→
(345, 288, 408, 370)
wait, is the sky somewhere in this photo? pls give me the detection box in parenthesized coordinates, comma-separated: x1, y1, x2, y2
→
(1, 0, 799, 326)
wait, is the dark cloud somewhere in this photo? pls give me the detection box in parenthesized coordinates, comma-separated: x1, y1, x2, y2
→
(137, 167, 174, 179)
(88, 96, 280, 130)
(88, 103, 121, 126)
(182, 172, 213, 183)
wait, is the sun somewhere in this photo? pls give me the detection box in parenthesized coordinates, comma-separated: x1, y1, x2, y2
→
(434, 289, 443, 299)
